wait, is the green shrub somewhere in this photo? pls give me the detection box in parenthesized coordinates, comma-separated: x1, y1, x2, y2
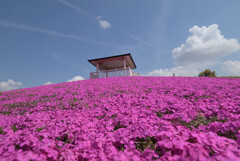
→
(36, 126, 45, 132)
(11, 125, 18, 132)
(135, 136, 157, 152)
(199, 69, 216, 77)
(0, 127, 6, 134)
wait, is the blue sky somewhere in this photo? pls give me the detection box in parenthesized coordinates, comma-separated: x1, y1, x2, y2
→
(1, 0, 240, 91)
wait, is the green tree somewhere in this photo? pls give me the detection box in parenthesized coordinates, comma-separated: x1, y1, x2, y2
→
(199, 69, 216, 77)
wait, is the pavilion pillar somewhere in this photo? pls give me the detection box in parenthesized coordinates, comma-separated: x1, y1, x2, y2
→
(96, 63, 99, 78)
(123, 58, 126, 76)
(129, 66, 132, 76)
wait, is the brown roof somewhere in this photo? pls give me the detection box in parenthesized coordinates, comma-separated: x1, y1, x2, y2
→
(88, 53, 137, 70)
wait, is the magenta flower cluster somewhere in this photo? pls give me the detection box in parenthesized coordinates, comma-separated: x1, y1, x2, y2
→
(0, 76, 240, 161)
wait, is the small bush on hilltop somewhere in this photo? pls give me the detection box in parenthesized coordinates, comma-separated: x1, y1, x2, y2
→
(199, 69, 216, 77)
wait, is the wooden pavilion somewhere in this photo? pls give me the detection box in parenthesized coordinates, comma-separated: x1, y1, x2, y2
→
(88, 53, 140, 79)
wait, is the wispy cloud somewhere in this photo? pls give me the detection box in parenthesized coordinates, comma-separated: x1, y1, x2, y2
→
(57, 0, 96, 19)
(48, 52, 84, 71)
(150, 0, 175, 44)
(0, 19, 118, 47)
(57, 0, 161, 47)
(57, 0, 111, 29)
(124, 31, 159, 48)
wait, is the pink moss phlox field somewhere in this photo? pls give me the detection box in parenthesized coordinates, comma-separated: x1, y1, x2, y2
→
(0, 76, 240, 160)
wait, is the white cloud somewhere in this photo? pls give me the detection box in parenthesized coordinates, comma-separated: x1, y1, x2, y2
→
(172, 24, 240, 64)
(98, 20, 111, 29)
(148, 62, 218, 76)
(148, 66, 198, 76)
(43, 81, 53, 85)
(222, 60, 240, 76)
(67, 76, 85, 82)
(148, 24, 240, 76)
(0, 79, 22, 92)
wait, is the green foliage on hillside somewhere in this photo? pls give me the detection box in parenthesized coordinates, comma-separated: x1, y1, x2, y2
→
(199, 69, 216, 77)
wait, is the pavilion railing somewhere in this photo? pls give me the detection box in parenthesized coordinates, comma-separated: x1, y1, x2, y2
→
(90, 67, 140, 79)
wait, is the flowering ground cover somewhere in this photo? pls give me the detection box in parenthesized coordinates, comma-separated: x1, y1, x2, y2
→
(0, 76, 240, 161)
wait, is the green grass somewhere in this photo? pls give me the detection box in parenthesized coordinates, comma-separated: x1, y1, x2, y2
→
(218, 76, 240, 78)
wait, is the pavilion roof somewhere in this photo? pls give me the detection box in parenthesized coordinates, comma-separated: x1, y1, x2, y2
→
(88, 53, 137, 70)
